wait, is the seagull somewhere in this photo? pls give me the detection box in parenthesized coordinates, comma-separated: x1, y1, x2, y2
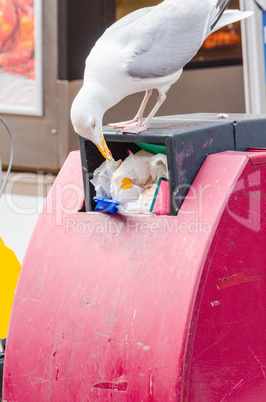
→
(71, 0, 252, 161)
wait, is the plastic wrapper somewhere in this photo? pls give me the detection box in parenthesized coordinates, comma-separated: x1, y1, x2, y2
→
(149, 153, 168, 182)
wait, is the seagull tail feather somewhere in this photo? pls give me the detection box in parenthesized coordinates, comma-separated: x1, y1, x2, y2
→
(211, 10, 254, 33)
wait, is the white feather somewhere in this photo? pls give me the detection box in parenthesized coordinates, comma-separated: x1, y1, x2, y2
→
(213, 10, 254, 32)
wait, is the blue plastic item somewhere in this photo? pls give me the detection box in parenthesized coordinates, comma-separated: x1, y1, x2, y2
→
(93, 196, 121, 213)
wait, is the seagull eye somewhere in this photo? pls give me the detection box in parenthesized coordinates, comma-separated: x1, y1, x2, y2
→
(92, 122, 96, 129)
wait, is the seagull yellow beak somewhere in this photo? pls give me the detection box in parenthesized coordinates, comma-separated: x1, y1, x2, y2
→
(96, 132, 114, 161)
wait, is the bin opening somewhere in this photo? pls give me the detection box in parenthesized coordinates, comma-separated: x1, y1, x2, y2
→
(78, 134, 170, 215)
(90, 148, 169, 215)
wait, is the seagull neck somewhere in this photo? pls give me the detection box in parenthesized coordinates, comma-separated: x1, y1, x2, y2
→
(84, 81, 119, 112)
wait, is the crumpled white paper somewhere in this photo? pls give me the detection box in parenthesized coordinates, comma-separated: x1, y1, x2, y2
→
(91, 149, 168, 213)
(90, 159, 122, 199)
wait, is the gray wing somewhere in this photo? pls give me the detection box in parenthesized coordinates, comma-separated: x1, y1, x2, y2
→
(123, 0, 231, 79)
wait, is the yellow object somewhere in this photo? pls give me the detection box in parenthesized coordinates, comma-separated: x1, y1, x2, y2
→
(120, 178, 133, 190)
(96, 132, 114, 161)
(0, 237, 21, 338)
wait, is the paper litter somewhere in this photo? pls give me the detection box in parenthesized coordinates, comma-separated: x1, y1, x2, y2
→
(90, 150, 168, 214)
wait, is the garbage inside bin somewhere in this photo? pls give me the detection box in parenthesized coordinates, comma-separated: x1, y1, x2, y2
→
(90, 149, 168, 214)
(90, 159, 122, 199)
(93, 197, 121, 213)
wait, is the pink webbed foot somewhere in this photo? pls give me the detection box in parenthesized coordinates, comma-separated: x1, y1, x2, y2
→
(108, 117, 143, 130)
(120, 121, 150, 134)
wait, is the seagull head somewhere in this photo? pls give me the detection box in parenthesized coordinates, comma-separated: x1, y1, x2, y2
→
(71, 89, 113, 161)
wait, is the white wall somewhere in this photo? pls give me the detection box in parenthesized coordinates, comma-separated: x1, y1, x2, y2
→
(0, 194, 45, 263)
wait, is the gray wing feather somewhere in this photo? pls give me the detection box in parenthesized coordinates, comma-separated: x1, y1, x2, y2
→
(124, 0, 232, 79)
(124, 2, 212, 79)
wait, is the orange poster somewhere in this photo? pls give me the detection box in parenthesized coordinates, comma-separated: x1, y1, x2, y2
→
(0, 0, 42, 115)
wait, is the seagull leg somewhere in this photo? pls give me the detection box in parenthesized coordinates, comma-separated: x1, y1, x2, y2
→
(121, 92, 166, 134)
(108, 89, 153, 129)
